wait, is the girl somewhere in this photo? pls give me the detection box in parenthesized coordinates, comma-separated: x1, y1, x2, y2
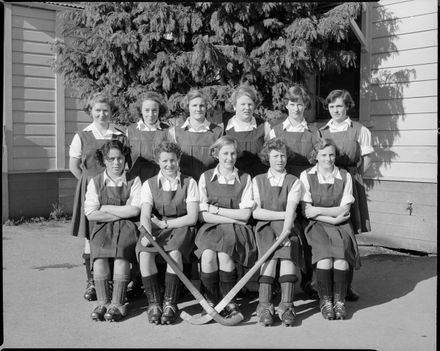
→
(137, 141, 199, 325)
(252, 138, 304, 327)
(126, 91, 169, 183)
(85, 140, 141, 322)
(195, 136, 257, 317)
(269, 84, 319, 300)
(69, 92, 129, 301)
(319, 89, 374, 301)
(300, 138, 360, 320)
(167, 89, 223, 181)
(224, 85, 271, 177)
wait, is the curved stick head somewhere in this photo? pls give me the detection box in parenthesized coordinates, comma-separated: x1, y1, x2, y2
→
(180, 310, 244, 326)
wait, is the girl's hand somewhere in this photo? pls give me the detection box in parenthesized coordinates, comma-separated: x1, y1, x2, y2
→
(140, 235, 153, 247)
(335, 211, 351, 224)
(304, 204, 319, 219)
(208, 204, 219, 215)
(278, 231, 291, 247)
(151, 215, 166, 229)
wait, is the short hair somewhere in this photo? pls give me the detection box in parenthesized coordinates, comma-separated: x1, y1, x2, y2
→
(258, 138, 290, 166)
(134, 91, 168, 120)
(181, 89, 212, 112)
(230, 85, 260, 107)
(84, 92, 117, 115)
(95, 140, 131, 167)
(324, 89, 355, 110)
(153, 141, 182, 162)
(282, 84, 312, 109)
(209, 135, 239, 158)
(308, 138, 339, 165)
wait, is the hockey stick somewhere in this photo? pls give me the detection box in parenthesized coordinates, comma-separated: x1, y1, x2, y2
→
(139, 226, 244, 326)
(180, 228, 291, 324)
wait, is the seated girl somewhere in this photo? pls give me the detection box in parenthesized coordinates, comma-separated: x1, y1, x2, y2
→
(85, 140, 141, 322)
(300, 138, 360, 320)
(137, 141, 199, 325)
(252, 138, 305, 327)
(195, 135, 257, 318)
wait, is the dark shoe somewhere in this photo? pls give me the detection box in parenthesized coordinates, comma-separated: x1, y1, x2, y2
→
(90, 305, 107, 321)
(320, 298, 335, 320)
(147, 303, 163, 324)
(104, 305, 125, 322)
(346, 285, 359, 301)
(278, 303, 296, 327)
(302, 281, 319, 300)
(161, 301, 178, 325)
(84, 280, 97, 301)
(334, 301, 346, 320)
(256, 303, 274, 327)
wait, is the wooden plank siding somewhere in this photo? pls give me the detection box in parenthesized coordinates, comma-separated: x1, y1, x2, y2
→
(362, 0, 438, 252)
(367, 0, 438, 184)
(11, 4, 57, 172)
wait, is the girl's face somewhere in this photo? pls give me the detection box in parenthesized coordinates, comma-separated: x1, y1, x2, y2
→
(217, 143, 237, 171)
(268, 149, 287, 173)
(286, 98, 305, 120)
(316, 145, 336, 171)
(328, 97, 348, 123)
(188, 97, 207, 121)
(104, 148, 125, 178)
(91, 102, 112, 125)
(141, 99, 160, 126)
(158, 151, 180, 177)
(234, 95, 256, 122)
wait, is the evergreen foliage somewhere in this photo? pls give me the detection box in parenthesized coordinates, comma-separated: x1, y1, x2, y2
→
(52, 2, 363, 125)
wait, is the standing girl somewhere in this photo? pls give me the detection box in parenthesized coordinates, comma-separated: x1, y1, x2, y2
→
(137, 141, 199, 325)
(269, 84, 319, 299)
(252, 138, 304, 327)
(69, 92, 129, 301)
(126, 91, 169, 183)
(224, 85, 271, 177)
(300, 138, 360, 320)
(85, 140, 141, 322)
(195, 136, 257, 317)
(319, 89, 374, 300)
(167, 89, 223, 181)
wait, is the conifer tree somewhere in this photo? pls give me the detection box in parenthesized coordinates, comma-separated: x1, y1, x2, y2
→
(52, 2, 363, 125)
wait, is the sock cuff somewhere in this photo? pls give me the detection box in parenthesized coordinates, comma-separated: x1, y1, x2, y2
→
(258, 275, 275, 285)
(279, 274, 298, 284)
(94, 272, 111, 281)
(200, 271, 219, 284)
(113, 273, 130, 282)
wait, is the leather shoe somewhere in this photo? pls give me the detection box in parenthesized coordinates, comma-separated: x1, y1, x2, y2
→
(84, 280, 97, 301)
(104, 305, 125, 322)
(90, 305, 107, 321)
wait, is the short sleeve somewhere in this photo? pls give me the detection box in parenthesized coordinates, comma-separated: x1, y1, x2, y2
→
(299, 171, 312, 203)
(140, 180, 154, 206)
(69, 133, 82, 159)
(127, 177, 142, 208)
(358, 126, 374, 156)
(340, 172, 355, 206)
(238, 174, 254, 209)
(84, 179, 100, 216)
(185, 177, 200, 203)
(198, 173, 209, 212)
(252, 177, 261, 207)
(287, 178, 302, 204)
